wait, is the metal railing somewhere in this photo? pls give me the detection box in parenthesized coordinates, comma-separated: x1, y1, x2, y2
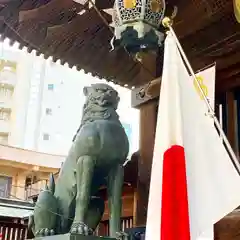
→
(25, 180, 47, 200)
(0, 182, 46, 201)
(0, 222, 28, 240)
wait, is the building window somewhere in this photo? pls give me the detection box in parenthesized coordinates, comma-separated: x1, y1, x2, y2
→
(43, 133, 50, 141)
(0, 110, 10, 121)
(0, 135, 8, 144)
(0, 87, 13, 98)
(45, 108, 52, 115)
(47, 84, 54, 91)
(0, 176, 12, 198)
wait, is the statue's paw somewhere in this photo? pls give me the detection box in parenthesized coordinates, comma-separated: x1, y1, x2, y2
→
(35, 228, 55, 237)
(116, 231, 130, 240)
(70, 222, 93, 235)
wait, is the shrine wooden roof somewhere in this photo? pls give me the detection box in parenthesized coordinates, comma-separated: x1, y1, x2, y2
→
(0, 0, 239, 90)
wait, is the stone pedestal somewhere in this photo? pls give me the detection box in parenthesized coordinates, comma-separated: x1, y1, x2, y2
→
(32, 234, 115, 240)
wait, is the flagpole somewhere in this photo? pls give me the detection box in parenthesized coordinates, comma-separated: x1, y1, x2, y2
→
(162, 17, 240, 175)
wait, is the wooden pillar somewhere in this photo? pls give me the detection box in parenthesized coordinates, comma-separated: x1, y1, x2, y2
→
(226, 91, 238, 153)
(133, 52, 158, 226)
(135, 101, 157, 226)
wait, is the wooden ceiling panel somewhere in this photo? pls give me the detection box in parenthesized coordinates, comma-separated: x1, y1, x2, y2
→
(19, 0, 83, 24)
(214, 50, 240, 71)
(174, 0, 230, 36)
(216, 74, 240, 94)
(218, 63, 240, 80)
(0, 0, 238, 87)
(79, 27, 113, 72)
(40, 18, 87, 59)
(42, 10, 107, 59)
(0, 2, 21, 30)
(16, 20, 47, 46)
(74, 29, 112, 71)
(181, 13, 240, 69)
(19, 0, 52, 11)
(44, 9, 140, 84)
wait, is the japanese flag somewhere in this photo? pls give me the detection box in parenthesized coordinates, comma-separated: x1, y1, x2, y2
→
(145, 32, 240, 240)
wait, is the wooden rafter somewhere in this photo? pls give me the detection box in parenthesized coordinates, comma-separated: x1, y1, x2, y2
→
(216, 75, 240, 93)
(95, 0, 114, 10)
(19, 0, 83, 23)
(218, 63, 240, 81)
(0, 0, 18, 4)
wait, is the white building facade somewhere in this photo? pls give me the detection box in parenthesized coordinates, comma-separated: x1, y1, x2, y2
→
(0, 39, 139, 156)
(0, 40, 38, 147)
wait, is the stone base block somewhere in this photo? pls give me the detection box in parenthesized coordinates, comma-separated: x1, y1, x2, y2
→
(30, 234, 115, 240)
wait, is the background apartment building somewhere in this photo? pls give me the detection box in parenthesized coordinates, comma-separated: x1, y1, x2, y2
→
(0, 38, 139, 156)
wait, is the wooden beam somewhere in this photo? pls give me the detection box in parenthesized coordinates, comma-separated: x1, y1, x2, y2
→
(214, 210, 240, 239)
(133, 57, 240, 100)
(132, 67, 240, 102)
(135, 101, 157, 226)
(102, 191, 134, 221)
(146, 77, 161, 98)
(131, 77, 161, 108)
(95, 0, 114, 10)
(133, 189, 138, 226)
(134, 53, 157, 226)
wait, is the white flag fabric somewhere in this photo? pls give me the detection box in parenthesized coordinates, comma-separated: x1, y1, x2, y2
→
(195, 65, 216, 111)
(196, 227, 214, 240)
(145, 32, 240, 240)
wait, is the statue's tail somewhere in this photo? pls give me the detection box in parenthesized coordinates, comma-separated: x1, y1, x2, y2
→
(28, 214, 35, 234)
(48, 173, 55, 195)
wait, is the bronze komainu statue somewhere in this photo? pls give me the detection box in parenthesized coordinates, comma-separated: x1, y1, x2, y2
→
(30, 83, 129, 238)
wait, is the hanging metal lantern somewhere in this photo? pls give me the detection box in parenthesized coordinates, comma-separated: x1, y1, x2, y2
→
(110, 0, 166, 54)
(234, 0, 240, 23)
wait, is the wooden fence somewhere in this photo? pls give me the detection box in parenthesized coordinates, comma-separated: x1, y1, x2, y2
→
(0, 217, 133, 239)
(96, 217, 133, 236)
(0, 222, 27, 240)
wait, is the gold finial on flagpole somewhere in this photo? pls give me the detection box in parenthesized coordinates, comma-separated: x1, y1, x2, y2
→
(162, 17, 173, 28)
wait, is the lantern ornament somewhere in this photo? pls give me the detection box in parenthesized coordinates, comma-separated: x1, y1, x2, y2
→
(233, 0, 240, 23)
(111, 0, 166, 54)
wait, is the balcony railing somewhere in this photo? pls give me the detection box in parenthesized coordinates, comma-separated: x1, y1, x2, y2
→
(0, 70, 17, 87)
(0, 183, 46, 201)
(25, 180, 47, 200)
(0, 99, 12, 109)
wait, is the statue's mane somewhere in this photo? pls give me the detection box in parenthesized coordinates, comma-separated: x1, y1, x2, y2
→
(81, 84, 120, 126)
(72, 84, 121, 142)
